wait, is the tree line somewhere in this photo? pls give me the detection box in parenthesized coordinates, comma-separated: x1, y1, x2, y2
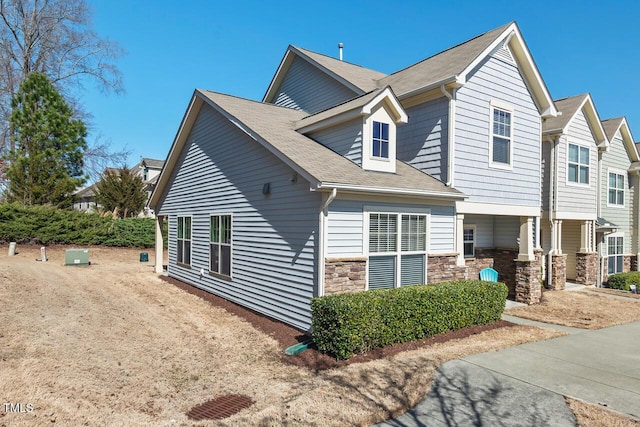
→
(0, 0, 147, 217)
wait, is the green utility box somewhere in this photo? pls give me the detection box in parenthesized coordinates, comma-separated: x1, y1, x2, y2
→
(139, 252, 149, 262)
(65, 249, 90, 266)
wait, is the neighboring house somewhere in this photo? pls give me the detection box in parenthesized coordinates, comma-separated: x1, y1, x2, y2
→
(599, 118, 640, 281)
(134, 158, 165, 217)
(540, 94, 608, 288)
(73, 183, 98, 212)
(73, 159, 165, 216)
(150, 22, 563, 330)
(264, 22, 557, 302)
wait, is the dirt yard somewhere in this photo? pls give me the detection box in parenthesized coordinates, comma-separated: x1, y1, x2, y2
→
(0, 245, 635, 426)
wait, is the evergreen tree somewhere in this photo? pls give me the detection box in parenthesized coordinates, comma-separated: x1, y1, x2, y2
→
(7, 72, 87, 207)
(95, 167, 147, 218)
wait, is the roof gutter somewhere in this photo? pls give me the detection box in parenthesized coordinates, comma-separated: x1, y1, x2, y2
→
(317, 182, 466, 200)
(440, 84, 456, 186)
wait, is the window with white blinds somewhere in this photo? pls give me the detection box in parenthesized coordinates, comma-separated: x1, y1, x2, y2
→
(368, 212, 427, 290)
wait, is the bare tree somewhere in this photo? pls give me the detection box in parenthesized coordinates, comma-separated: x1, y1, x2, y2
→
(0, 0, 125, 152)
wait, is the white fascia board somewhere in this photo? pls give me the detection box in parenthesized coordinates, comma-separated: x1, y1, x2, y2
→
(317, 182, 466, 200)
(362, 87, 408, 123)
(551, 211, 597, 221)
(456, 201, 540, 216)
(461, 23, 557, 118)
(396, 76, 461, 101)
(580, 95, 609, 148)
(262, 48, 295, 103)
(619, 118, 640, 162)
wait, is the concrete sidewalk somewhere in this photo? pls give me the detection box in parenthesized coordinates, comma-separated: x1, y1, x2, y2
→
(376, 319, 640, 426)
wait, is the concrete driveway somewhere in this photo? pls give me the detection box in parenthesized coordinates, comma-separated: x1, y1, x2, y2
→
(377, 320, 640, 426)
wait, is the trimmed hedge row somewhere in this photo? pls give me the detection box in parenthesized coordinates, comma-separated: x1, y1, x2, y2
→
(607, 271, 640, 291)
(0, 202, 161, 248)
(311, 280, 508, 360)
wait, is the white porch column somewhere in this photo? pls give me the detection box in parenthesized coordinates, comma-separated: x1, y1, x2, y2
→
(580, 220, 591, 253)
(518, 216, 535, 261)
(557, 220, 563, 254)
(456, 213, 465, 266)
(155, 215, 164, 274)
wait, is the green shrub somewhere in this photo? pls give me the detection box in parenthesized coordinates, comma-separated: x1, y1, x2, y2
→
(607, 272, 640, 291)
(311, 280, 508, 360)
(0, 202, 164, 248)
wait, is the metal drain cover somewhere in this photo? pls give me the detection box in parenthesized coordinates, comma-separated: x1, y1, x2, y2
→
(186, 394, 254, 420)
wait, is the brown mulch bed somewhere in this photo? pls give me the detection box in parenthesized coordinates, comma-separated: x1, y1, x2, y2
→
(162, 276, 517, 372)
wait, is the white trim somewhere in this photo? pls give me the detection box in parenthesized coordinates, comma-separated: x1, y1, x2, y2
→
(209, 213, 233, 279)
(565, 140, 591, 188)
(363, 206, 431, 290)
(463, 224, 476, 258)
(488, 101, 514, 170)
(552, 211, 597, 221)
(606, 167, 626, 208)
(362, 106, 397, 173)
(317, 182, 465, 200)
(455, 201, 540, 216)
(176, 214, 192, 267)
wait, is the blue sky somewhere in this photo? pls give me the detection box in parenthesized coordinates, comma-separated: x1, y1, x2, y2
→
(84, 0, 640, 172)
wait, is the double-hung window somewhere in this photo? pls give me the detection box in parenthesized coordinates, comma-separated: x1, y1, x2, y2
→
(491, 106, 512, 166)
(463, 226, 475, 258)
(177, 216, 191, 266)
(608, 172, 625, 206)
(368, 212, 427, 289)
(568, 143, 589, 184)
(607, 235, 624, 275)
(372, 121, 389, 159)
(210, 215, 232, 277)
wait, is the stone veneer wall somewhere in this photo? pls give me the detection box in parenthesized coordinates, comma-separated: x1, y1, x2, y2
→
(575, 253, 597, 286)
(469, 248, 518, 298)
(549, 254, 566, 290)
(515, 249, 542, 304)
(324, 258, 366, 295)
(624, 255, 632, 273)
(427, 254, 466, 283)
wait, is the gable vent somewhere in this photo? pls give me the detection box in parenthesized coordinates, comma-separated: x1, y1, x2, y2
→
(494, 44, 515, 64)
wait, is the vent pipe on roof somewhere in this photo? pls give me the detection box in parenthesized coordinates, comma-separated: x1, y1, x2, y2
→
(338, 43, 343, 61)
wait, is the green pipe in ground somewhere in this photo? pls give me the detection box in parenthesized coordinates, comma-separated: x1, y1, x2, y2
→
(284, 339, 313, 356)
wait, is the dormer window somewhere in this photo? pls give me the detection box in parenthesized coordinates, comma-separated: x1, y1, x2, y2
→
(372, 121, 389, 159)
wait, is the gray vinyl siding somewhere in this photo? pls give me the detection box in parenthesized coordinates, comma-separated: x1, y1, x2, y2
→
(555, 110, 598, 215)
(157, 104, 321, 330)
(271, 56, 358, 114)
(454, 52, 541, 206)
(326, 199, 455, 257)
(464, 214, 519, 248)
(397, 97, 449, 183)
(600, 134, 634, 254)
(308, 118, 363, 166)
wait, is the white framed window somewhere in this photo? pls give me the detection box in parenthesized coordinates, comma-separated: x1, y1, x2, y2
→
(372, 121, 389, 159)
(567, 143, 589, 185)
(608, 170, 625, 207)
(489, 103, 513, 168)
(367, 211, 428, 290)
(463, 226, 475, 258)
(210, 215, 232, 277)
(607, 235, 624, 275)
(177, 216, 191, 266)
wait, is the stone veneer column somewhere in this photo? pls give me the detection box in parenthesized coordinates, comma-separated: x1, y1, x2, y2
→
(549, 254, 566, 290)
(324, 258, 366, 295)
(427, 254, 466, 283)
(575, 253, 597, 286)
(515, 250, 542, 304)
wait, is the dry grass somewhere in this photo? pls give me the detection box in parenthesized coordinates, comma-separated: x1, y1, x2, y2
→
(0, 245, 564, 426)
(567, 398, 640, 426)
(589, 287, 640, 300)
(506, 289, 640, 329)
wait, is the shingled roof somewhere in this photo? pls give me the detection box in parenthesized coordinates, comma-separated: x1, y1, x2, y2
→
(542, 94, 607, 146)
(150, 90, 464, 208)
